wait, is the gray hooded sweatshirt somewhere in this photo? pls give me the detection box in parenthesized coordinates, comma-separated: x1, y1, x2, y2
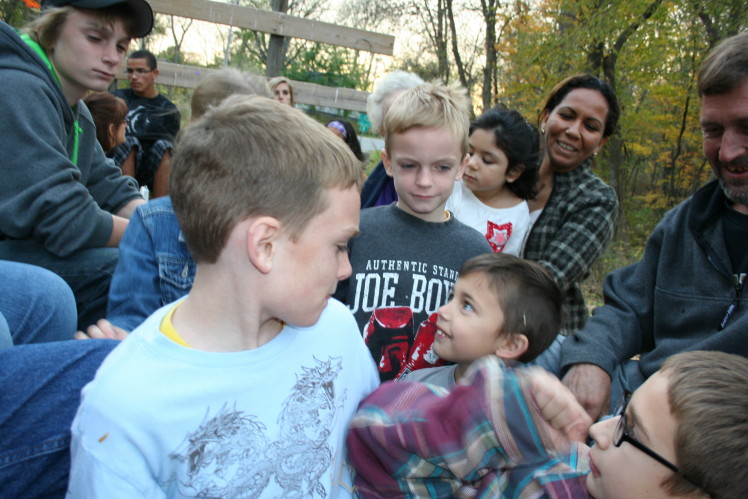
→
(0, 22, 141, 258)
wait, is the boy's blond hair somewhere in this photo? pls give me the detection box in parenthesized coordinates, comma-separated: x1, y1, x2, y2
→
(23, 6, 137, 49)
(171, 95, 362, 264)
(383, 82, 471, 157)
(190, 68, 271, 120)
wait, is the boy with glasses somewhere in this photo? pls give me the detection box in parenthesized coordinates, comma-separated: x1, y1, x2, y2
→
(113, 49, 180, 198)
(347, 350, 747, 498)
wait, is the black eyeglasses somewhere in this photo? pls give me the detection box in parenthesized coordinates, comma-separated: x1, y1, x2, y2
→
(124, 68, 153, 76)
(614, 392, 709, 495)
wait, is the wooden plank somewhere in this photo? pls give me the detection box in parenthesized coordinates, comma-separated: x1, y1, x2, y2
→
(147, 0, 394, 56)
(120, 62, 369, 112)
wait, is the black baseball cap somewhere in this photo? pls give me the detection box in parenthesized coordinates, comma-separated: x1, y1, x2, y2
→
(43, 0, 154, 38)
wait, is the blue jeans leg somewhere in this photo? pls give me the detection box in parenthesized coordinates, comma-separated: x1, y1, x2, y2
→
(0, 312, 11, 349)
(0, 242, 119, 331)
(0, 260, 77, 344)
(0, 340, 118, 498)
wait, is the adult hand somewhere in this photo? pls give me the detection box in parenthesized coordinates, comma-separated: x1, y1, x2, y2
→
(75, 319, 129, 341)
(562, 363, 611, 421)
(528, 367, 592, 445)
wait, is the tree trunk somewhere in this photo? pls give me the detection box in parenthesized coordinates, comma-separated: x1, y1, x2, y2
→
(480, 0, 498, 111)
(446, 0, 469, 91)
(267, 0, 289, 76)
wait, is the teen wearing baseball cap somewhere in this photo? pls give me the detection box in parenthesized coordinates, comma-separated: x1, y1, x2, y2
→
(0, 0, 154, 332)
(43, 0, 154, 37)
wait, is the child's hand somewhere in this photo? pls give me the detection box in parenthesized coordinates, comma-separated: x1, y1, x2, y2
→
(527, 367, 592, 445)
(75, 319, 129, 341)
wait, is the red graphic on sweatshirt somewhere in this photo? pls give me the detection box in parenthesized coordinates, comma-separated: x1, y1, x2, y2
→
(364, 308, 445, 381)
(485, 221, 512, 253)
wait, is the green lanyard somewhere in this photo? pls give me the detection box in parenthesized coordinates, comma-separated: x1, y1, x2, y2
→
(20, 32, 82, 166)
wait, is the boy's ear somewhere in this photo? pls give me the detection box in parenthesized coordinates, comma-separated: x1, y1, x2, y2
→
(246, 216, 282, 274)
(495, 333, 529, 361)
(381, 149, 394, 177)
(455, 153, 469, 181)
(506, 164, 526, 183)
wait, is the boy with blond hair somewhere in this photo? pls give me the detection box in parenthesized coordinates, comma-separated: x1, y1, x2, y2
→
(68, 95, 379, 497)
(400, 253, 561, 388)
(335, 83, 492, 382)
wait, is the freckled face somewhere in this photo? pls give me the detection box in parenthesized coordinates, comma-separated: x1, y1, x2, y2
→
(49, 9, 131, 103)
(541, 88, 609, 172)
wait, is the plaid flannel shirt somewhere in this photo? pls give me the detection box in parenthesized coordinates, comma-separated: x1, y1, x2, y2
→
(522, 161, 618, 335)
(347, 357, 591, 498)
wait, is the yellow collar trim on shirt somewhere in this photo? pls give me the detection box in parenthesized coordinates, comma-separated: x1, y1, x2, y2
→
(160, 302, 192, 348)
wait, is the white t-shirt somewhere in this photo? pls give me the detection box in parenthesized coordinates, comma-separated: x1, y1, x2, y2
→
(447, 182, 530, 256)
(69, 298, 379, 498)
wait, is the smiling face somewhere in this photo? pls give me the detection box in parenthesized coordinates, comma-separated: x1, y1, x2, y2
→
(383, 126, 467, 222)
(541, 88, 609, 173)
(432, 272, 508, 373)
(700, 78, 748, 214)
(48, 9, 131, 105)
(586, 372, 681, 499)
(269, 186, 360, 327)
(464, 128, 522, 206)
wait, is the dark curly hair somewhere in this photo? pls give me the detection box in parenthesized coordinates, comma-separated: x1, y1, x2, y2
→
(470, 106, 540, 200)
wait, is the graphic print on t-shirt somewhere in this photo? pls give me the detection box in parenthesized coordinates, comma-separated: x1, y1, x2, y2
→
(161, 356, 345, 498)
(126, 105, 152, 135)
(485, 220, 512, 253)
(364, 308, 445, 381)
(348, 258, 458, 381)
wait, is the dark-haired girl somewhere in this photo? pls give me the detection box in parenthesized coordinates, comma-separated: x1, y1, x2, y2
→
(447, 106, 540, 255)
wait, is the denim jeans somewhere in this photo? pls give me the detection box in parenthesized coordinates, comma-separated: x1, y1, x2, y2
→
(0, 313, 10, 349)
(0, 260, 77, 345)
(107, 196, 194, 331)
(0, 241, 118, 331)
(0, 340, 117, 497)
